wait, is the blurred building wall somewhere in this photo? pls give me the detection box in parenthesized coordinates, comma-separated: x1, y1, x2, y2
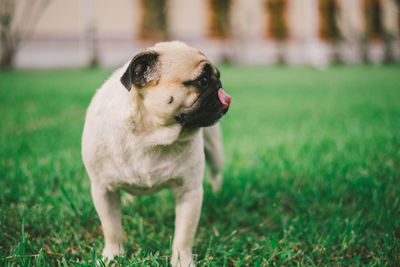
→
(13, 0, 400, 68)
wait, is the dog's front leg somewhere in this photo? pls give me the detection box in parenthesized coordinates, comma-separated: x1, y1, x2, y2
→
(91, 183, 124, 260)
(171, 186, 203, 267)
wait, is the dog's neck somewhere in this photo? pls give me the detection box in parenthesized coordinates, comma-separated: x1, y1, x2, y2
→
(127, 91, 199, 147)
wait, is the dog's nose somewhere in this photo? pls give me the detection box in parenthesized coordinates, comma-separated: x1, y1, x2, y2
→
(218, 88, 232, 110)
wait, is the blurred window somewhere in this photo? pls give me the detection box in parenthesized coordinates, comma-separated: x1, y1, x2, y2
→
(318, 0, 341, 41)
(266, 0, 288, 41)
(363, 0, 383, 40)
(140, 0, 168, 41)
(208, 0, 231, 39)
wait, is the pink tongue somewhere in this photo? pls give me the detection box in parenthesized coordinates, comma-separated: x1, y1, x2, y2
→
(218, 88, 232, 110)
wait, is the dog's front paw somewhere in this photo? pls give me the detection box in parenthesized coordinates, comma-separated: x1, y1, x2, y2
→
(102, 244, 125, 261)
(171, 252, 194, 267)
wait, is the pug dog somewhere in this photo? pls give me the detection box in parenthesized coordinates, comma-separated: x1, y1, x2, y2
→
(81, 41, 232, 266)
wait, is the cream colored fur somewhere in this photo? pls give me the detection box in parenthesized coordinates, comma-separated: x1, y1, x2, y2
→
(81, 41, 224, 267)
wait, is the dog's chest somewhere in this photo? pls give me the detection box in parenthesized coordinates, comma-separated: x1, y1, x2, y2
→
(111, 142, 199, 193)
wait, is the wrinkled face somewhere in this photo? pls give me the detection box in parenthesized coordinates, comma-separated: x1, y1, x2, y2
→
(120, 41, 232, 129)
(176, 62, 232, 128)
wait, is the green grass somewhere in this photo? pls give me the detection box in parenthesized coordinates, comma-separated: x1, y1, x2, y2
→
(1, 65, 400, 266)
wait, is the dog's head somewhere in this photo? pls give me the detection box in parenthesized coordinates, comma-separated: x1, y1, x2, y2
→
(120, 41, 232, 129)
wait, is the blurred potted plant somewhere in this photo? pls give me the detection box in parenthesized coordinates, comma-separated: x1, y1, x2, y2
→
(140, 0, 169, 41)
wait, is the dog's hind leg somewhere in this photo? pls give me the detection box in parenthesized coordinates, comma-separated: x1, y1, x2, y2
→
(122, 191, 135, 205)
(91, 182, 124, 261)
(203, 123, 224, 193)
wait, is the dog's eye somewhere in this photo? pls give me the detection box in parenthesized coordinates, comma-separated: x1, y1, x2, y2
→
(199, 77, 208, 89)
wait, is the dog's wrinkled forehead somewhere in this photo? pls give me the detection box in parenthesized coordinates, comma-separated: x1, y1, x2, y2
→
(120, 41, 219, 91)
(151, 41, 215, 81)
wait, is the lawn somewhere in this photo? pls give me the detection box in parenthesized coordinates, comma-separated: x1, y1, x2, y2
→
(1, 65, 400, 266)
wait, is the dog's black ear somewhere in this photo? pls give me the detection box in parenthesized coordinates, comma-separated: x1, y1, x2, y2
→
(120, 51, 161, 91)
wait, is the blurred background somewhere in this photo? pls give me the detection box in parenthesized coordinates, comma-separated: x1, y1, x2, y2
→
(1, 0, 400, 68)
(2, 1, 400, 265)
